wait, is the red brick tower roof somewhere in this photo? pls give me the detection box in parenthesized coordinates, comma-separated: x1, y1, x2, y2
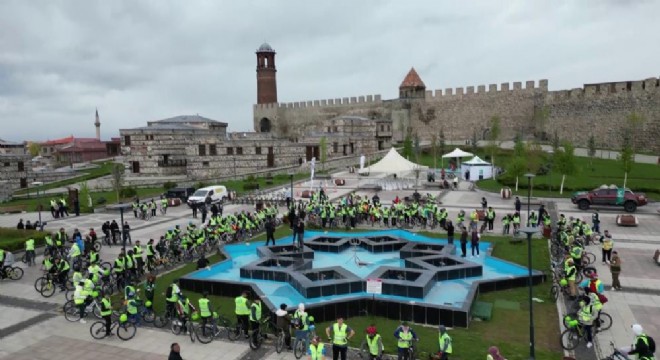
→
(399, 67, 426, 89)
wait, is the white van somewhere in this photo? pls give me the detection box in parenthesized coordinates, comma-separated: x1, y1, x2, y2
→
(186, 185, 228, 206)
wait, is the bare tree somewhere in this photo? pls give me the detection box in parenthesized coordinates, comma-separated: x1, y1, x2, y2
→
(111, 163, 125, 202)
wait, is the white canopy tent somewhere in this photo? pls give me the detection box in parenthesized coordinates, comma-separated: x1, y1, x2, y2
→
(441, 147, 474, 170)
(360, 147, 428, 177)
(461, 156, 493, 181)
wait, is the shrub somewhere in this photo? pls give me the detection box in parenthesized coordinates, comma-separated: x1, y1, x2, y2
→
(120, 187, 137, 198)
(96, 197, 107, 205)
(195, 181, 207, 189)
(243, 183, 260, 191)
(163, 181, 178, 190)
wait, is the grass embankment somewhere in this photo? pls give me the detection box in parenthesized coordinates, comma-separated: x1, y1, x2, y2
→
(416, 148, 660, 200)
(136, 227, 560, 360)
(0, 228, 48, 252)
(15, 161, 116, 195)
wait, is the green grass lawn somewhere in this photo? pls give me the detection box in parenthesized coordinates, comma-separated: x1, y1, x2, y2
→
(15, 161, 116, 195)
(133, 227, 560, 360)
(0, 228, 48, 252)
(416, 148, 660, 200)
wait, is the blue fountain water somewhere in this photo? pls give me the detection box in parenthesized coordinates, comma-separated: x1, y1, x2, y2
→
(190, 230, 529, 308)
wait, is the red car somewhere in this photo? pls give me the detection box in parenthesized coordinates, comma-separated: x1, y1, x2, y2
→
(571, 188, 647, 213)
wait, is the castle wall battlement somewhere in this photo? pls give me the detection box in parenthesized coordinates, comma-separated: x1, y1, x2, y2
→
(424, 79, 549, 100)
(253, 94, 383, 110)
(548, 77, 660, 100)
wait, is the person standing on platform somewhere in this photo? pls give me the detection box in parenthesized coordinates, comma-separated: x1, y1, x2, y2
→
(265, 218, 276, 246)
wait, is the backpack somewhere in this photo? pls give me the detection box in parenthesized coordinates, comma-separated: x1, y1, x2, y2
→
(648, 335, 656, 353)
(597, 293, 608, 304)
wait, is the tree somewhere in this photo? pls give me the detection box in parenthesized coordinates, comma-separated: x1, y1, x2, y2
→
(587, 134, 596, 171)
(525, 141, 544, 176)
(619, 133, 634, 189)
(431, 134, 438, 170)
(486, 116, 501, 179)
(413, 133, 421, 162)
(551, 130, 560, 152)
(319, 136, 327, 172)
(506, 157, 527, 191)
(28, 142, 41, 157)
(513, 134, 525, 157)
(553, 141, 577, 194)
(79, 181, 92, 211)
(471, 130, 478, 153)
(402, 132, 413, 160)
(111, 163, 125, 202)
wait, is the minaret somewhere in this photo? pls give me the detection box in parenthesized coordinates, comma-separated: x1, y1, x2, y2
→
(256, 43, 277, 104)
(94, 108, 101, 140)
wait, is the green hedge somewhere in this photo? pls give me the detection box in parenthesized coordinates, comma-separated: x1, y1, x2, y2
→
(0, 228, 49, 252)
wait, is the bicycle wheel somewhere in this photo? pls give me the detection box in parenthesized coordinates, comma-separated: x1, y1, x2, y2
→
(171, 319, 183, 335)
(92, 304, 102, 319)
(359, 340, 369, 359)
(550, 285, 559, 302)
(189, 323, 196, 343)
(117, 322, 137, 341)
(598, 312, 613, 331)
(227, 324, 240, 341)
(153, 314, 169, 328)
(90, 321, 107, 339)
(294, 338, 305, 359)
(585, 252, 596, 265)
(63, 300, 82, 322)
(275, 332, 285, 353)
(196, 324, 215, 344)
(34, 276, 48, 292)
(9, 267, 24, 280)
(93, 241, 102, 252)
(142, 310, 155, 323)
(39, 281, 56, 298)
(249, 330, 263, 350)
(560, 328, 580, 350)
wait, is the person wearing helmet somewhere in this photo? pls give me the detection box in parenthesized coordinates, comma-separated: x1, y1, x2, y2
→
(564, 257, 577, 299)
(626, 324, 656, 360)
(276, 303, 292, 350)
(177, 293, 196, 333)
(577, 295, 597, 348)
(365, 325, 383, 360)
(308, 335, 326, 360)
(198, 291, 214, 336)
(100, 292, 113, 337)
(126, 291, 140, 326)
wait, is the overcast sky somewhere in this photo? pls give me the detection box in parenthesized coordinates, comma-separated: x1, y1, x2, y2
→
(1, 0, 658, 142)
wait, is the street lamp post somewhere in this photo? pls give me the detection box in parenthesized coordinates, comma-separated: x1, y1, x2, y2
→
(523, 172, 537, 360)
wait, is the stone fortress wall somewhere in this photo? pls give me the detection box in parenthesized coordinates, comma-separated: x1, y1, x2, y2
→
(255, 76, 660, 153)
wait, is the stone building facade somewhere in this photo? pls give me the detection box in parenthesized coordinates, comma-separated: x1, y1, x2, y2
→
(254, 47, 660, 153)
(0, 153, 32, 201)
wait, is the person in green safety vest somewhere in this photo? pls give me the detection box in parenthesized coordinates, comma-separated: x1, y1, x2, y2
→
(176, 294, 195, 333)
(234, 291, 251, 338)
(165, 279, 181, 318)
(626, 324, 656, 360)
(146, 239, 156, 272)
(365, 325, 383, 360)
(124, 282, 137, 301)
(198, 291, 214, 335)
(160, 196, 168, 215)
(0, 248, 7, 279)
(25, 238, 35, 266)
(249, 298, 263, 344)
(126, 290, 141, 326)
(325, 316, 355, 360)
(394, 322, 418, 360)
(73, 280, 89, 323)
(308, 335, 327, 360)
(577, 295, 597, 348)
(564, 257, 578, 299)
(69, 241, 81, 262)
(486, 207, 496, 232)
(133, 241, 144, 276)
(55, 257, 70, 291)
(100, 292, 113, 336)
(437, 325, 452, 360)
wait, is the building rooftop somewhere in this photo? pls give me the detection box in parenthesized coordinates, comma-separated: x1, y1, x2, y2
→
(150, 114, 228, 126)
(399, 67, 426, 89)
(41, 136, 100, 146)
(0, 138, 23, 146)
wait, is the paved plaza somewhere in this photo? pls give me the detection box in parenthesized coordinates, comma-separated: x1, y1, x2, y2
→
(1, 177, 659, 359)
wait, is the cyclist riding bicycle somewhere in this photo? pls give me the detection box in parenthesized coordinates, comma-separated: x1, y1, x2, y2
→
(365, 325, 384, 360)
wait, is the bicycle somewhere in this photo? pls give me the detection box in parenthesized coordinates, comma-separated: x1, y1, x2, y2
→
(196, 311, 233, 344)
(249, 316, 273, 350)
(563, 311, 612, 333)
(1, 265, 24, 281)
(560, 318, 594, 350)
(171, 315, 196, 343)
(274, 325, 288, 354)
(63, 297, 104, 322)
(89, 314, 137, 341)
(600, 341, 630, 360)
(38, 273, 74, 298)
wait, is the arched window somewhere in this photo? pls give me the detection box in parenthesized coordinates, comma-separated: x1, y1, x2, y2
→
(260, 118, 272, 132)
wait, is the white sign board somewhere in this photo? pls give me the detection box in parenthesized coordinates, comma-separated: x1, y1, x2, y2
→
(366, 278, 382, 294)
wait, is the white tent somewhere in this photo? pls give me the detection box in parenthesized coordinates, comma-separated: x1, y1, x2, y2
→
(461, 156, 492, 181)
(441, 148, 474, 159)
(361, 147, 428, 177)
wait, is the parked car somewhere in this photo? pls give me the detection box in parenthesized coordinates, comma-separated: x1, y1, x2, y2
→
(571, 187, 647, 212)
(165, 187, 196, 202)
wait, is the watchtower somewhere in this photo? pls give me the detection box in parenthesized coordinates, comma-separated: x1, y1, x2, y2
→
(399, 67, 426, 99)
(256, 43, 277, 104)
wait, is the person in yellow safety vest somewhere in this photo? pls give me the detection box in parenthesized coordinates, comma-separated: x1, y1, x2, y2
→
(394, 322, 418, 360)
(83, 274, 97, 299)
(74, 280, 89, 324)
(564, 257, 577, 299)
(365, 325, 383, 360)
(177, 294, 195, 333)
(308, 335, 327, 360)
(88, 263, 101, 285)
(50, 199, 58, 217)
(133, 241, 144, 275)
(25, 238, 35, 266)
(69, 242, 81, 261)
(99, 292, 113, 337)
(249, 298, 262, 344)
(165, 279, 181, 318)
(198, 292, 214, 335)
(627, 324, 656, 360)
(600, 231, 614, 264)
(325, 316, 355, 360)
(437, 325, 452, 360)
(126, 291, 141, 326)
(577, 295, 597, 349)
(293, 303, 310, 350)
(486, 207, 496, 232)
(234, 291, 251, 338)
(456, 210, 465, 228)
